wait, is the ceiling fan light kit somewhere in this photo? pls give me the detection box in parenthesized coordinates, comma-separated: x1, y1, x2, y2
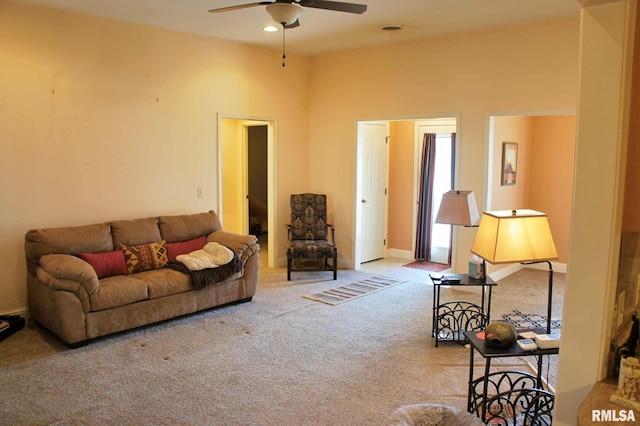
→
(266, 3, 303, 25)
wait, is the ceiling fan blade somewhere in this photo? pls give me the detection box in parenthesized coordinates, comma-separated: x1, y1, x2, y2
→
(208, 2, 273, 13)
(284, 19, 300, 29)
(298, 0, 366, 14)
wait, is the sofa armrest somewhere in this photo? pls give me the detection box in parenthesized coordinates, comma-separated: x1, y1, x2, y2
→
(38, 254, 100, 296)
(208, 230, 259, 264)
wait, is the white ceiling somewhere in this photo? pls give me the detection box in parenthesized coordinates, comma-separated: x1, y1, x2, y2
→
(15, 0, 582, 55)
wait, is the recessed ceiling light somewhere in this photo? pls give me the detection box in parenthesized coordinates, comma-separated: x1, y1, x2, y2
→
(264, 25, 279, 32)
(380, 25, 403, 32)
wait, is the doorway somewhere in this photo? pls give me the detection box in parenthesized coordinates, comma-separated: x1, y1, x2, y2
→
(485, 111, 576, 277)
(218, 115, 276, 268)
(354, 116, 459, 269)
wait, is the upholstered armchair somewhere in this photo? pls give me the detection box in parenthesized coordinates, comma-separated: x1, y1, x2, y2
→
(287, 194, 338, 280)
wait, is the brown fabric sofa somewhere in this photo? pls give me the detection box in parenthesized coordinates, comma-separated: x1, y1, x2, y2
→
(24, 211, 259, 346)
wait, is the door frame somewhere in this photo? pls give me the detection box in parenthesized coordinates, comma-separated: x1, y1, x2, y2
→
(217, 113, 277, 268)
(354, 115, 461, 269)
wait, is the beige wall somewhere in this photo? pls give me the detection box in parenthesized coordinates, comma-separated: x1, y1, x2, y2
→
(220, 119, 245, 234)
(530, 115, 576, 263)
(388, 121, 415, 251)
(491, 116, 533, 211)
(490, 115, 575, 263)
(308, 17, 580, 269)
(0, 1, 310, 313)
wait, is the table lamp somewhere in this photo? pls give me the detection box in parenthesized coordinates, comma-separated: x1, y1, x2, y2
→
(471, 209, 558, 334)
(435, 190, 480, 227)
(435, 190, 482, 277)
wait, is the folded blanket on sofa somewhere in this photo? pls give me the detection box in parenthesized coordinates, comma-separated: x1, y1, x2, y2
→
(167, 242, 243, 289)
(176, 242, 234, 271)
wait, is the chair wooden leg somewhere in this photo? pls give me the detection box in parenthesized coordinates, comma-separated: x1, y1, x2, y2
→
(287, 257, 292, 281)
(333, 254, 338, 280)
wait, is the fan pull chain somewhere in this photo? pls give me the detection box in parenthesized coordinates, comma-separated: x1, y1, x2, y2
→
(282, 24, 286, 67)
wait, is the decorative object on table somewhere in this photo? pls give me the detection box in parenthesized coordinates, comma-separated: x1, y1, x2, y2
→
(610, 356, 640, 411)
(484, 321, 517, 349)
(501, 142, 518, 185)
(303, 275, 407, 305)
(468, 257, 484, 279)
(286, 193, 338, 280)
(472, 209, 558, 334)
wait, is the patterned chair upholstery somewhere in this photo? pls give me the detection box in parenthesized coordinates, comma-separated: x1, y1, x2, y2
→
(287, 194, 338, 280)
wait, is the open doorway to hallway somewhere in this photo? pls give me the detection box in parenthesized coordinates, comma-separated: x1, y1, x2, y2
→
(218, 115, 276, 268)
(355, 116, 459, 269)
(485, 111, 575, 279)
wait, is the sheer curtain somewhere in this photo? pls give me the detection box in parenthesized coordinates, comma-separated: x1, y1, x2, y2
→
(415, 132, 456, 262)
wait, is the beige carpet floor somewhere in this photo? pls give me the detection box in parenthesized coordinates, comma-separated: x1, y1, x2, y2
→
(0, 263, 563, 425)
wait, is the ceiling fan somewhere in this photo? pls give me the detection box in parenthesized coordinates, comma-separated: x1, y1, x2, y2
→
(209, 0, 367, 66)
(208, 0, 367, 28)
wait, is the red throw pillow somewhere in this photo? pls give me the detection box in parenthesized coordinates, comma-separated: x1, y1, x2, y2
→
(78, 250, 128, 278)
(166, 236, 207, 260)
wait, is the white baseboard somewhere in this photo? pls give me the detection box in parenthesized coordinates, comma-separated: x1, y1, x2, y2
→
(488, 261, 567, 282)
(386, 248, 413, 260)
(1, 307, 29, 319)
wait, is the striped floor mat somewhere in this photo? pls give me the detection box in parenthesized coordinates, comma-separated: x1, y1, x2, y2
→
(303, 275, 408, 305)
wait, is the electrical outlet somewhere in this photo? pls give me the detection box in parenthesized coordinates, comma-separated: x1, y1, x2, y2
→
(197, 187, 203, 198)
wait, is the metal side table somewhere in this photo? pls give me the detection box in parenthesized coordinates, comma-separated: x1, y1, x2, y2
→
(429, 274, 496, 347)
(463, 329, 558, 424)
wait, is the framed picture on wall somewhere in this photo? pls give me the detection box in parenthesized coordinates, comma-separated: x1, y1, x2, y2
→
(501, 142, 518, 185)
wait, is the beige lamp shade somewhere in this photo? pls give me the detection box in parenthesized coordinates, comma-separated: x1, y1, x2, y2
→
(435, 190, 480, 226)
(471, 209, 558, 264)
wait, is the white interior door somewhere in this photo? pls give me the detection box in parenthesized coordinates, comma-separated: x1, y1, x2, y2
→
(360, 122, 389, 263)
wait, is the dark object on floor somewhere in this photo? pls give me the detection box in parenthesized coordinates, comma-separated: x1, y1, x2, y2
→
(0, 315, 25, 342)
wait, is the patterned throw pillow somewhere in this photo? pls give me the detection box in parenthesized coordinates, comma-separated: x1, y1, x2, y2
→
(121, 240, 168, 274)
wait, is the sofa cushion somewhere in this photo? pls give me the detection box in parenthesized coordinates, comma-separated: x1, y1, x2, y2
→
(90, 275, 149, 311)
(78, 251, 128, 278)
(25, 223, 113, 277)
(138, 268, 192, 299)
(158, 211, 223, 243)
(121, 241, 168, 274)
(111, 217, 161, 248)
(166, 236, 207, 261)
